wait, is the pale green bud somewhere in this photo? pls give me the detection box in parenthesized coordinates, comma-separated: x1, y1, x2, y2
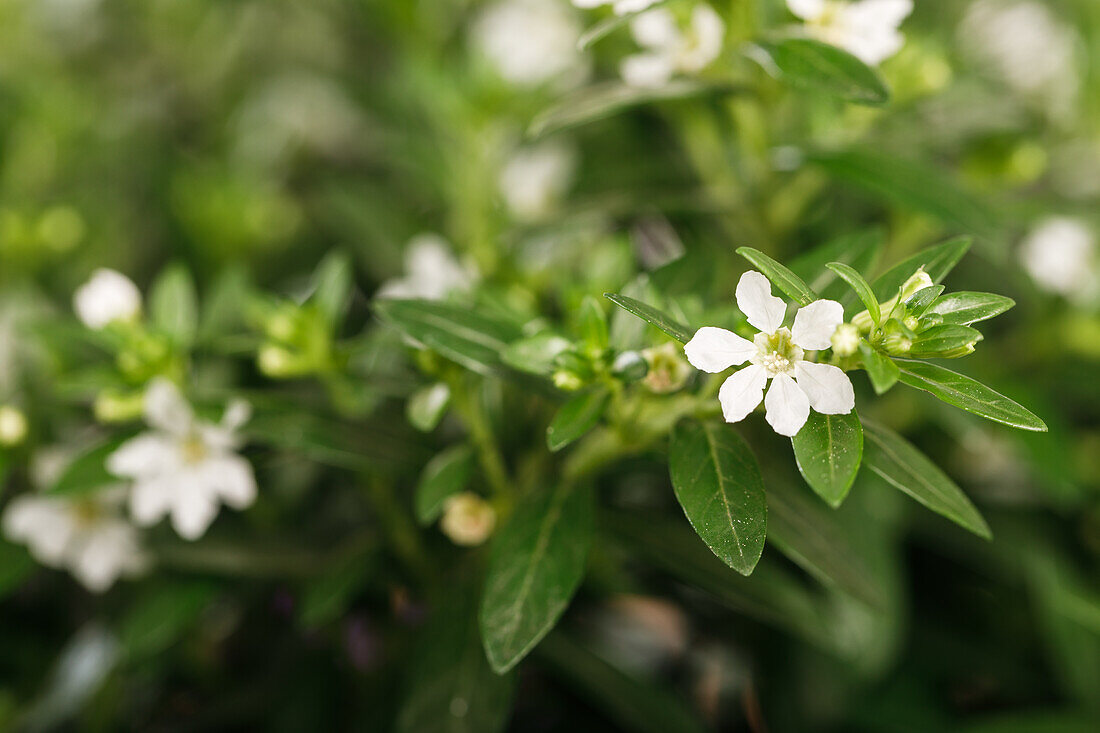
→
(882, 333, 912, 356)
(640, 342, 690, 394)
(899, 268, 934, 300)
(94, 390, 146, 423)
(440, 492, 496, 546)
(0, 405, 28, 447)
(830, 323, 861, 357)
(258, 344, 310, 378)
(552, 369, 584, 392)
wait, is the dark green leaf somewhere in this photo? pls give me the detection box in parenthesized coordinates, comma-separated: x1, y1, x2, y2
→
(374, 299, 522, 375)
(826, 262, 880, 323)
(120, 581, 217, 659)
(407, 382, 451, 432)
(51, 437, 130, 496)
(297, 557, 370, 629)
(668, 421, 767, 576)
(149, 263, 199, 346)
(905, 285, 945, 314)
(415, 445, 476, 524)
(501, 333, 571, 375)
(792, 410, 864, 507)
(862, 420, 992, 538)
(536, 632, 705, 733)
(577, 296, 609, 353)
(480, 483, 594, 673)
(790, 229, 883, 303)
(927, 292, 1015, 325)
(529, 80, 747, 138)
(871, 237, 973, 302)
(310, 250, 354, 327)
(0, 540, 34, 599)
(604, 293, 693, 343)
(749, 38, 890, 106)
(736, 246, 817, 306)
(546, 390, 610, 453)
(896, 360, 1047, 431)
(908, 324, 981, 357)
(859, 341, 899, 394)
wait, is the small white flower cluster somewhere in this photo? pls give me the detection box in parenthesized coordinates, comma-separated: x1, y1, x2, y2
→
(621, 5, 725, 88)
(471, 0, 589, 88)
(376, 234, 475, 301)
(1019, 218, 1099, 305)
(2, 271, 259, 592)
(787, 0, 912, 65)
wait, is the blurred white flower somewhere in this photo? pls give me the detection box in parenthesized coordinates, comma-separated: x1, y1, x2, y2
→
(107, 379, 257, 540)
(1020, 218, 1099, 303)
(0, 404, 28, 447)
(499, 141, 577, 221)
(787, 0, 912, 65)
(684, 271, 854, 436)
(440, 492, 496, 546)
(472, 0, 588, 88)
(621, 5, 725, 88)
(2, 489, 146, 592)
(958, 1, 1078, 114)
(376, 234, 474, 300)
(573, 0, 661, 15)
(73, 268, 141, 330)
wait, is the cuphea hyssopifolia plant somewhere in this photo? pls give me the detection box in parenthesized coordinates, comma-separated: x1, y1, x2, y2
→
(375, 236, 1046, 678)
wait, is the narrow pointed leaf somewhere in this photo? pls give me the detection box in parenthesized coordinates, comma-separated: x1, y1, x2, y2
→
(736, 246, 817, 306)
(149, 263, 199, 346)
(546, 389, 611, 452)
(309, 251, 354, 327)
(480, 483, 594, 673)
(502, 333, 571, 375)
(871, 237, 972, 301)
(604, 293, 692, 343)
(905, 285, 945, 314)
(927, 292, 1015, 325)
(791, 411, 863, 507)
(862, 420, 992, 539)
(577, 1, 671, 50)
(896, 360, 1047, 431)
(668, 421, 767, 576)
(407, 382, 451, 432)
(748, 38, 890, 106)
(415, 445, 476, 524)
(859, 341, 899, 394)
(790, 229, 883, 303)
(908, 325, 982, 358)
(826, 262, 879, 323)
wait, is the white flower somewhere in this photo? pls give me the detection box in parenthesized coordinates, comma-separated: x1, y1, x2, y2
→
(73, 268, 141, 329)
(1020, 217, 1099, 302)
(683, 271, 855, 437)
(499, 141, 577, 221)
(440, 492, 496, 546)
(621, 5, 725, 88)
(376, 234, 475, 301)
(573, 0, 661, 15)
(472, 0, 588, 88)
(2, 490, 146, 592)
(107, 379, 257, 540)
(787, 0, 912, 65)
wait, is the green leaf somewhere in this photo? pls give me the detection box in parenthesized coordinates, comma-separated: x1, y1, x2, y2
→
(791, 411, 864, 507)
(415, 445, 476, 524)
(480, 483, 594, 673)
(859, 341, 899, 394)
(826, 262, 880, 324)
(927, 291, 1015, 325)
(407, 382, 451, 432)
(501, 333, 571, 375)
(765, 479, 884, 607)
(604, 293, 693, 343)
(149, 263, 199, 346)
(546, 389, 610, 453)
(905, 285, 945, 315)
(119, 581, 217, 659)
(736, 246, 817, 306)
(50, 437, 130, 497)
(668, 421, 767, 576)
(309, 250, 354, 328)
(577, 295, 609, 353)
(0, 540, 34, 599)
(790, 229, 883, 303)
(862, 420, 992, 539)
(871, 237, 973, 302)
(297, 556, 370, 629)
(577, 1, 671, 50)
(399, 585, 515, 733)
(536, 632, 705, 733)
(199, 265, 251, 341)
(529, 80, 746, 138)
(749, 38, 890, 106)
(908, 324, 982, 357)
(374, 299, 522, 375)
(895, 360, 1047, 431)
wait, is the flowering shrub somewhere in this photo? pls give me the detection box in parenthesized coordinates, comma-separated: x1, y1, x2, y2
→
(0, 0, 1098, 730)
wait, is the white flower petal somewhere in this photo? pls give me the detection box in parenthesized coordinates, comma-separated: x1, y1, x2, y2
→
(620, 52, 676, 88)
(170, 488, 219, 541)
(72, 523, 137, 592)
(630, 8, 680, 50)
(3, 498, 75, 566)
(735, 271, 787, 334)
(143, 379, 194, 436)
(221, 399, 252, 432)
(684, 327, 757, 373)
(129, 478, 174, 527)
(683, 4, 725, 71)
(201, 456, 257, 510)
(717, 365, 768, 424)
(849, 0, 913, 28)
(107, 434, 180, 478)
(787, 0, 826, 21)
(764, 373, 811, 437)
(73, 269, 141, 329)
(612, 0, 660, 15)
(794, 361, 856, 415)
(791, 299, 844, 351)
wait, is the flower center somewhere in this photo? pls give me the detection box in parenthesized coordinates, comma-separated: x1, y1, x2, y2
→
(752, 327, 803, 377)
(73, 500, 103, 526)
(180, 434, 208, 464)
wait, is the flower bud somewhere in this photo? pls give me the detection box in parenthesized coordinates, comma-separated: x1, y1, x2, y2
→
(265, 309, 299, 343)
(553, 369, 584, 391)
(73, 269, 142, 330)
(612, 350, 648, 384)
(899, 268, 934, 300)
(0, 405, 28, 447)
(640, 342, 690, 393)
(440, 492, 496, 546)
(94, 389, 146, 423)
(903, 315, 920, 331)
(882, 333, 912, 356)
(258, 344, 310, 378)
(830, 323, 861, 357)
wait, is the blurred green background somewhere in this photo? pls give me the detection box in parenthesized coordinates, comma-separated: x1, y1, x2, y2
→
(1, 0, 1099, 730)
